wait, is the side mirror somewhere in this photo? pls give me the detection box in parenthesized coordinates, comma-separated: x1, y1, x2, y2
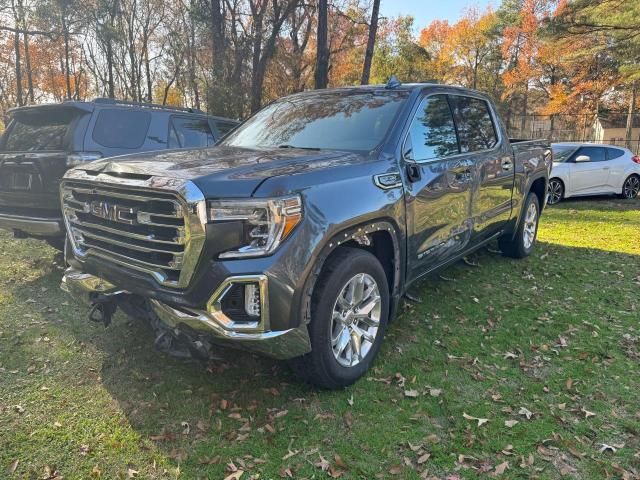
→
(575, 154, 590, 163)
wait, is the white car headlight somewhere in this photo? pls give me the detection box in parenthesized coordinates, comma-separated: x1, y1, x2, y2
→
(208, 195, 302, 259)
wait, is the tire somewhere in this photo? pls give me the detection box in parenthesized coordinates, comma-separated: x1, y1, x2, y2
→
(547, 178, 564, 205)
(499, 192, 540, 259)
(621, 174, 640, 199)
(290, 247, 389, 389)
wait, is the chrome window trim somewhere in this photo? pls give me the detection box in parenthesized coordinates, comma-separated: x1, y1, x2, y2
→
(61, 168, 207, 289)
(402, 91, 504, 165)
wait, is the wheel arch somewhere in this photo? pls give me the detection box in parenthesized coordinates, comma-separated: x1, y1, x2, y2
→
(299, 219, 404, 329)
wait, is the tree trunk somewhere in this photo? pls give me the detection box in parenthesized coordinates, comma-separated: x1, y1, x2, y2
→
(625, 81, 638, 150)
(209, 0, 225, 114)
(63, 28, 72, 99)
(360, 0, 380, 86)
(144, 44, 153, 102)
(314, 0, 329, 89)
(520, 86, 528, 137)
(13, 29, 23, 106)
(106, 38, 115, 98)
(23, 31, 34, 103)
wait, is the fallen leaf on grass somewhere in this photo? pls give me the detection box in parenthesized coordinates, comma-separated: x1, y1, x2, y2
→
(505, 420, 519, 428)
(518, 407, 533, 419)
(599, 443, 618, 453)
(5, 460, 18, 476)
(463, 412, 489, 427)
(181, 421, 190, 435)
(223, 471, 243, 480)
(335, 455, 348, 469)
(417, 453, 431, 464)
(347, 395, 354, 406)
(404, 389, 419, 398)
(315, 455, 330, 472)
(79, 445, 91, 456)
(581, 407, 596, 418)
(429, 388, 442, 397)
(492, 461, 509, 476)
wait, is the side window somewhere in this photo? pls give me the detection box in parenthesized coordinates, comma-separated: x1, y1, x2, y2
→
(170, 116, 215, 148)
(215, 121, 237, 137)
(405, 95, 459, 161)
(93, 109, 151, 149)
(573, 147, 607, 162)
(168, 124, 180, 149)
(606, 147, 625, 160)
(448, 95, 498, 152)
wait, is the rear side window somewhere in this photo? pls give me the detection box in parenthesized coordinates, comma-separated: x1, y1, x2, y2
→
(169, 117, 215, 148)
(606, 147, 625, 160)
(4, 109, 77, 152)
(449, 95, 498, 152)
(92, 109, 151, 149)
(405, 95, 459, 161)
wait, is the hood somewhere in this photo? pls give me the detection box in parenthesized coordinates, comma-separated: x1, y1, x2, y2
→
(76, 145, 370, 197)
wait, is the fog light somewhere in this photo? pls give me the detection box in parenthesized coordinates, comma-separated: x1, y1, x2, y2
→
(244, 283, 261, 317)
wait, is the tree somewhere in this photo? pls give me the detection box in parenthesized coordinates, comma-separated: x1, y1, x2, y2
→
(314, 0, 328, 89)
(360, 0, 380, 85)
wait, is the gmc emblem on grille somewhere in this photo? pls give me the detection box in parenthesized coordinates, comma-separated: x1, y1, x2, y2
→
(90, 201, 135, 225)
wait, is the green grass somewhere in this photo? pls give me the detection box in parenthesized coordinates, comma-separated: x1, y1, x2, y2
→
(1, 197, 639, 479)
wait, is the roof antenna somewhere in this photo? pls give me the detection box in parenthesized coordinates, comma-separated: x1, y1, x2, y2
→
(386, 75, 402, 89)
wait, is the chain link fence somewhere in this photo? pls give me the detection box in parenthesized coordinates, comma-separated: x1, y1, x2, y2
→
(506, 113, 640, 155)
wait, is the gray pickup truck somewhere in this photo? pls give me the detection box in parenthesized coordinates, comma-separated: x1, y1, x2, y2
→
(61, 83, 551, 388)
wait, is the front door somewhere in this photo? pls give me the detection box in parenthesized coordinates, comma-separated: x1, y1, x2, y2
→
(568, 146, 609, 194)
(402, 94, 475, 282)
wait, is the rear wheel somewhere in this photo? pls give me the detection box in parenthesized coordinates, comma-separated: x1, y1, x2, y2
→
(547, 178, 564, 205)
(290, 247, 389, 389)
(499, 192, 540, 259)
(622, 175, 640, 199)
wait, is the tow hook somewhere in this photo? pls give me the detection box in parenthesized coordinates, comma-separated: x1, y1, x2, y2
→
(88, 298, 118, 327)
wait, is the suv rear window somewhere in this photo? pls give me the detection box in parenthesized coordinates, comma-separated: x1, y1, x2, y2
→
(92, 108, 151, 149)
(4, 109, 77, 152)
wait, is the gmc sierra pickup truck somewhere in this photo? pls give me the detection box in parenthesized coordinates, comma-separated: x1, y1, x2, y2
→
(61, 82, 551, 388)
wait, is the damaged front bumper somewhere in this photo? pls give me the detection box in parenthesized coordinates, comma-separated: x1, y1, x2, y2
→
(61, 268, 311, 360)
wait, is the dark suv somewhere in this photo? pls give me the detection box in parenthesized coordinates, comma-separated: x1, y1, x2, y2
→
(0, 99, 238, 248)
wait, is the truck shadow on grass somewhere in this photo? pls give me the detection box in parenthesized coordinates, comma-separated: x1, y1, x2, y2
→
(5, 237, 640, 478)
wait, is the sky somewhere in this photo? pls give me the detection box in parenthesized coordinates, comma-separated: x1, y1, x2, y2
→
(379, 0, 495, 30)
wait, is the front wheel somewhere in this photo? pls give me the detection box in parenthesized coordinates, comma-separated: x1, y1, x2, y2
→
(499, 192, 540, 259)
(290, 247, 389, 389)
(547, 178, 564, 205)
(622, 175, 640, 199)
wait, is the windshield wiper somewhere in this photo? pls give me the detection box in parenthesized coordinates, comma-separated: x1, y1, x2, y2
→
(278, 144, 321, 151)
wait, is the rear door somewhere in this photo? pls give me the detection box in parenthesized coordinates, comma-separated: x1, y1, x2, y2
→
(604, 147, 627, 190)
(448, 95, 513, 240)
(168, 116, 216, 149)
(567, 146, 609, 194)
(403, 93, 475, 281)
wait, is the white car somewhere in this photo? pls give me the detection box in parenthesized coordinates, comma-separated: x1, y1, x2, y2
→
(547, 143, 640, 205)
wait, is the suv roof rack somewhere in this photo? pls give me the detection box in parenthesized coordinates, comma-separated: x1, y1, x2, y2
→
(93, 98, 205, 115)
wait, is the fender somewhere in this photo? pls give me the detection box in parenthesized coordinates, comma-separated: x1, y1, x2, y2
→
(297, 219, 405, 330)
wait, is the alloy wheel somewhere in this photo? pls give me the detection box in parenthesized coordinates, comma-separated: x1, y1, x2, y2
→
(330, 273, 381, 367)
(523, 202, 538, 250)
(623, 176, 640, 199)
(547, 179, 563, 205)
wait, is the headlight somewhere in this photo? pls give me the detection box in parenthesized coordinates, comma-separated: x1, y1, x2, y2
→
(208, 195, 302, 258)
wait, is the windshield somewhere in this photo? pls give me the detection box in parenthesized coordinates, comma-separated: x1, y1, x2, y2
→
(552, 145, 578, 163)
(3, 109, 78, 152)
(221, 90, 409, 152)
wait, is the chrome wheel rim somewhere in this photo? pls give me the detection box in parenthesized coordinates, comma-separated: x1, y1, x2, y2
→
(331, 273, 381, 368)
(623, 176, 639, 199)
(523, 202, 538, 250)
(547, 180, 562, 205)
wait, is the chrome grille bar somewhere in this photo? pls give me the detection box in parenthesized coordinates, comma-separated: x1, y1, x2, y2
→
(61, 169, 206, 288)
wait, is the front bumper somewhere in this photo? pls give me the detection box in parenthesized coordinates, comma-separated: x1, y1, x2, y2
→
(61, 268, 311, 360)
(0, 212, 63, 236)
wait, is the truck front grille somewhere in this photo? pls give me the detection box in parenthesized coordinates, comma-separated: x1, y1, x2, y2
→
(61, 178, 206, 288)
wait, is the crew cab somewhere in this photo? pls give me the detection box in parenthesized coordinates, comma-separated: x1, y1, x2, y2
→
(61, 83, 550, 388)
(0, 99, 238, 249)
